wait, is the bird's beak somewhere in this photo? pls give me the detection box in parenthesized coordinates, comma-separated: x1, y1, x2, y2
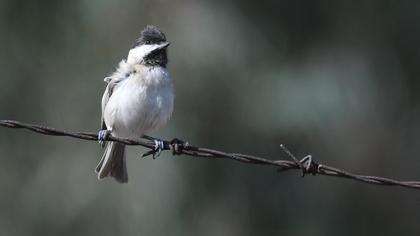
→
(158, 42, 170, 49)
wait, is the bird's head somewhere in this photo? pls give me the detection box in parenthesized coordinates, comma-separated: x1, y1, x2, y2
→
(127, 25, 170, 67)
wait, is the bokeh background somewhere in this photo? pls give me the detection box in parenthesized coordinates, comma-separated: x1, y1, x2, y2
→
(1, 0, 420, 235)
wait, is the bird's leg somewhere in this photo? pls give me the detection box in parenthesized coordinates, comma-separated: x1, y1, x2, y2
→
(98, 130, 110, 148)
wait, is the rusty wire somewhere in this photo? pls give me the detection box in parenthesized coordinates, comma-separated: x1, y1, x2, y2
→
(1, 119, 420, 190)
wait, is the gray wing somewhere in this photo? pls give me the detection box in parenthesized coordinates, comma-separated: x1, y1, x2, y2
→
(100, 77, 122, 130)
(100, 60, 131, 130)
(101, 84, 111, 130)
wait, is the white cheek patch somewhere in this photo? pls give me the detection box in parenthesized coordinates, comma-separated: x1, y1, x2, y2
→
(127, 44, 161, 64)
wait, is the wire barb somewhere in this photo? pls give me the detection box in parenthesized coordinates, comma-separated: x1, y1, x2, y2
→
(169, 138, 188, 155)
(279, 144, 306, 177)
(1, 119, 420, 190)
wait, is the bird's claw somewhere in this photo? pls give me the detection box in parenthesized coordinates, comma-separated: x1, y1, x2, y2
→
(141, 139, 165, 159)
(152, 139, 164, 158)
(98, 130, 110, 148)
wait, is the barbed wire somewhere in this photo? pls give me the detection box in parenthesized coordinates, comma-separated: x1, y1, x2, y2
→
(1, 119, 420, 190)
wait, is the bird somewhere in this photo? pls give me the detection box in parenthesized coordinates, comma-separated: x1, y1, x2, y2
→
(95, 25, 174, 183)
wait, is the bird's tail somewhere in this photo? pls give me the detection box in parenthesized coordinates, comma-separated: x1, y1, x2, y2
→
(95, 142, 128, 183)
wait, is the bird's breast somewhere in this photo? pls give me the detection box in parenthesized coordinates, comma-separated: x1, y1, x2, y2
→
(104, 67, 174, 138)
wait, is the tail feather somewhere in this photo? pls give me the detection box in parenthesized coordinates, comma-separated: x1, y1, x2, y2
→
(96, 142, 128, 183)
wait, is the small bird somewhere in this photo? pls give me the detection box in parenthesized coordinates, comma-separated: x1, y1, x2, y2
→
(96, 25, 174, 183)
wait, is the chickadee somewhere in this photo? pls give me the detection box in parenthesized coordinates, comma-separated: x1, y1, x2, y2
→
(95, 25, 174, 183)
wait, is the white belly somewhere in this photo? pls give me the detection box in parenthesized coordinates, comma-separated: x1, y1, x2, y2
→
(104, 67, 174, 138)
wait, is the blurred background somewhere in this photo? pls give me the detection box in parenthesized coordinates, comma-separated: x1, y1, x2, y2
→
(1, 0, 420, 235)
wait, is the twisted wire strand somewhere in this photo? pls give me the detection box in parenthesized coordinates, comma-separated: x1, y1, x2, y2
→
(1, 119, 420, 190)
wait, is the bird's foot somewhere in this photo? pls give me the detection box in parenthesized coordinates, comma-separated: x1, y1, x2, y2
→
(98, 130, 110, 148)
(153, 139, 165, 158)
(141, 138, 165, 159)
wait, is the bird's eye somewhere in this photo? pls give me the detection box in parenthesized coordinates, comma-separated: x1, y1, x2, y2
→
(145, 40, 151, 44)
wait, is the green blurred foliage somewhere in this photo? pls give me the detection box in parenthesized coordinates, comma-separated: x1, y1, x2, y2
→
(1, 0, 420, 235)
